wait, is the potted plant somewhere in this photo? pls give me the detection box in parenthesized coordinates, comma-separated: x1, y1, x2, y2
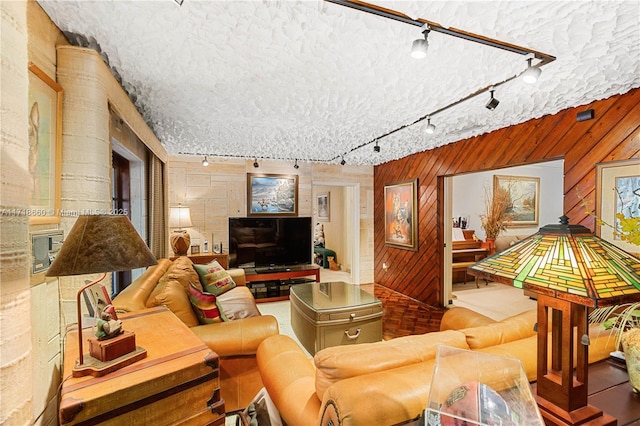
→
(590, 303, 640, 392)
(479, 184, 512, 253)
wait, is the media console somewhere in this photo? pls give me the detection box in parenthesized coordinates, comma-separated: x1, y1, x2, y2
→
(244, 264, 321, 302)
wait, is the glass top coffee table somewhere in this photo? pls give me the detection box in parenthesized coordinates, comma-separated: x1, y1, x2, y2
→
(289, 281, 382, 355)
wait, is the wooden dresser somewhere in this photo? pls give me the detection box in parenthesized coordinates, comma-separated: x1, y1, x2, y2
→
(59, 307, 225, 425)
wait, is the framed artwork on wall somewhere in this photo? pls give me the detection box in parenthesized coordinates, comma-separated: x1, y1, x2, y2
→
(317, 192, 330, 221)
(28, 62, 63, 225)
(384, 179, 418, 251)
(247, 173, 298, 216)
(596, 158, 640, 254)
(493, 175, 540, 227)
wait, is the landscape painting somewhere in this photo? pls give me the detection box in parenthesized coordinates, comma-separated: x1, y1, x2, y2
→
(247, 173, 298, 216)
(493, 175, 540, 227)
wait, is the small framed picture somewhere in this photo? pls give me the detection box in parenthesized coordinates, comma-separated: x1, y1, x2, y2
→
(190, 244, 200, 255)
(213, 244, 221, 254)
(317, 192, 330, 221)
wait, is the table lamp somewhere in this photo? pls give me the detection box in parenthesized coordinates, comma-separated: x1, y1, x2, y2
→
(46, 214, 157, 377)
(468, 215, 640, 425)
(169, 203, 193, 256)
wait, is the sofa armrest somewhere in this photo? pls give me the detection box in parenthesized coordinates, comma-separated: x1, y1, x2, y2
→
(440, 306, 496, 331)
(228, 268, 246, 286)
(257, 335, 321, 426)
(191, 315, 278, 357)
(318, 360, 436, 426)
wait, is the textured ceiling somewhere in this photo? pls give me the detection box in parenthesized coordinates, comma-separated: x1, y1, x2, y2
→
(37, 1, 640, 166)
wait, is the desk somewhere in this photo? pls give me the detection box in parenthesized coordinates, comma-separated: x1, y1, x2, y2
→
(59, 307, 225, 425)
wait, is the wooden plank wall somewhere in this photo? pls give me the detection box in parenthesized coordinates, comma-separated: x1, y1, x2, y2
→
(374, 88, 640, 306)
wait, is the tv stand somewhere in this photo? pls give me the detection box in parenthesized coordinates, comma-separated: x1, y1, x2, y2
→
(244, 264, 321, 302)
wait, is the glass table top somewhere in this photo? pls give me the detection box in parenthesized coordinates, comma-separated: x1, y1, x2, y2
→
(289, 281, 380, 311)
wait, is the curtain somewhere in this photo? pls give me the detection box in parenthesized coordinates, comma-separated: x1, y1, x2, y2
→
(148, 152, 166, 258)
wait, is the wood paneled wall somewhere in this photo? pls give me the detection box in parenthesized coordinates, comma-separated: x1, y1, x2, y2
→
(374, 88, 640, 306)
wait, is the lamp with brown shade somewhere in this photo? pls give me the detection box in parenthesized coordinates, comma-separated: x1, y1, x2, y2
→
(46, 214, 157, 377)
(469, 215, 640, 426)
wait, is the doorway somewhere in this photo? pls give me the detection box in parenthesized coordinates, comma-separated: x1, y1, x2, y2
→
(443, 159, 564, 305)
(312, 182, 361, 284)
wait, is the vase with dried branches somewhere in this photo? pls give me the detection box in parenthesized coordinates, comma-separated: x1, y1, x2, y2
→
(480, 184, 512, 252)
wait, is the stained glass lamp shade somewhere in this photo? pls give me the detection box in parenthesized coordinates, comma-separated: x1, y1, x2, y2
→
(468, 216, 640, 425)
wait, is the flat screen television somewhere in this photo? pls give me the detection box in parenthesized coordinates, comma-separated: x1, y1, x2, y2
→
(228, 217, 312, 269)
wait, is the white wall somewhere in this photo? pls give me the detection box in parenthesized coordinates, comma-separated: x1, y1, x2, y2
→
(168, 157, 374, 283)
(452, 159, 564, 240)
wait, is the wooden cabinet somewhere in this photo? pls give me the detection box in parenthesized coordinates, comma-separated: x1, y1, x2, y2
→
(59, 307, 225, 425)
(244, 264, 321, 302)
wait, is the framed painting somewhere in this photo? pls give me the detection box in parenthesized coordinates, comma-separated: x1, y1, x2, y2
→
(384, 179, 418, 251)
(596, 158, 640, 254)
(317, 192, 330, 221)
(493, 175, 539, 227)
(247, 173, 298, 216)
(28, 62, 62, 224)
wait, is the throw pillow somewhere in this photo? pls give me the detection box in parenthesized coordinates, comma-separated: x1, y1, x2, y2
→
(193, 260, 237, 296)
(216, 286, 261, 320)
(187, 283, 224, 324)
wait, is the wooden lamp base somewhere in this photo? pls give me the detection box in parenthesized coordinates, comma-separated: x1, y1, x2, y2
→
(170, 231, 191, 256)
(73, 332, 146, 378)
(536, 394, 616, 426)
(73, 347, 147, 378)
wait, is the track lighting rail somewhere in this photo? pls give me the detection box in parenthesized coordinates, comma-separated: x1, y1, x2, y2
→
(325, 0, 556, 64)
(178, 0, 557, 165)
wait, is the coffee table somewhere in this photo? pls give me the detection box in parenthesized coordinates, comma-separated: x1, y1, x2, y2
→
(290, 281, 383, 355)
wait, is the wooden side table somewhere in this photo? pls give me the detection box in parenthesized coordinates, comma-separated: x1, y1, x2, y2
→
(587, 360, 640, 425)
(59, 307, 225, 425)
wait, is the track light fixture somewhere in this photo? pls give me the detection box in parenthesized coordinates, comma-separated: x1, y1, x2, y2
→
(485, 88, 499, 110)
(373, 140, 380, 152)
(253, 158, 259, 168)
(340, 156, 346, 166)
(293, 159, 299, 169)
(425, 116, 436, 134)
(202, 156, 209, 167)
(411, 24, 430, 59)
(522, 57, 541, 84)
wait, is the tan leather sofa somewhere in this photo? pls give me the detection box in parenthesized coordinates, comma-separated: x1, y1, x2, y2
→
(256, 307, 615, 426)
(112, 256, 279, 412)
